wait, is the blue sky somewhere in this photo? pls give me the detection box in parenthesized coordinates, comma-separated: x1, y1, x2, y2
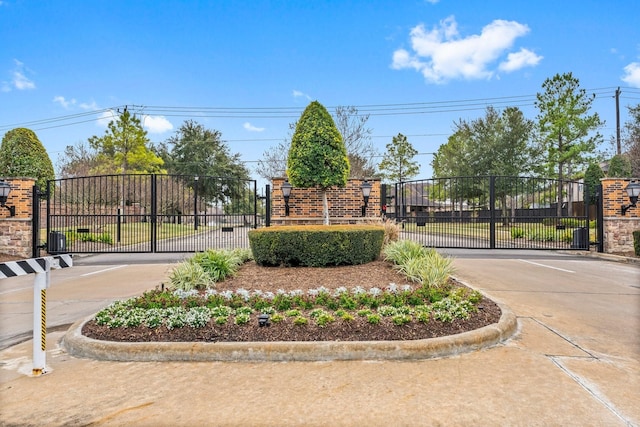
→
(1, 0, 639, 182)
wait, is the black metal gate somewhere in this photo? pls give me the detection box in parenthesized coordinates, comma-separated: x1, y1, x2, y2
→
(382, 176, 597, 250)
(42, 174, 264, 253)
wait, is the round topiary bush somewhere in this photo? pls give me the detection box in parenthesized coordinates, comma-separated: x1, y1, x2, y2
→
(248, 225, 385, 267)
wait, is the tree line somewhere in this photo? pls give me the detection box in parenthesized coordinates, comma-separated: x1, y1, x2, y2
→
(1, 72, 639, 198)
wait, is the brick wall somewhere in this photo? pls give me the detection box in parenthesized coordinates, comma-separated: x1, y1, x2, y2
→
(601, 178, 640, 254)
(0, 177, 36, 258)
(271, 178, 382, 225)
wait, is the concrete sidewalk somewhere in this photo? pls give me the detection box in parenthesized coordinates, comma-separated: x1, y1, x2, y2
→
(0, 322, 636, 426)
(0, 254, 638, 426)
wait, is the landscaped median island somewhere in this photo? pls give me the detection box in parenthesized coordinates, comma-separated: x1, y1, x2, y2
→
(77, 240, 509, 350)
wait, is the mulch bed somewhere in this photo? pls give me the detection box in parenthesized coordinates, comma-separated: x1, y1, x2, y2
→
(81, 260, 502, 343)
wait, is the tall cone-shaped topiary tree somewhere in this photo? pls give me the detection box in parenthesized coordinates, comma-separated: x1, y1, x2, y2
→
(287, 101, 350, 224)
(0, 128, 55, 189)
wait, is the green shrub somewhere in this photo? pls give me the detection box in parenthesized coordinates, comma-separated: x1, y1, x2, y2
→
(560, 230, 573, 243)
(419, 252, 455, 289)
(634, 230, 640, 256)
(559, 218, 588, 228)
(248, 225, 384, 267)
(510, 227, 525, 239)
(366, 314, 381, 324)
(527, 229, 557, 242)
(191, 249, 244, 282)
(168, 262, 212, 291)
(384, 240, 454, 289)
(382, 239, 430, 265)
(293, 316, 308, 326)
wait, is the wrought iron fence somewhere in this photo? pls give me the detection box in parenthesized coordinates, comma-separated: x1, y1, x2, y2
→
(382, 176, 594, 250)
(43, 174, 261, 253)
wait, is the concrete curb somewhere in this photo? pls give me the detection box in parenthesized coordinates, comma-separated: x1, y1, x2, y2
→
(566, 250, 640, 265)
(61, 303, 517, 362)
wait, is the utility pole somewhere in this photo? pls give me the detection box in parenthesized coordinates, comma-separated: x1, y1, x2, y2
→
(616, 87, 621, 155)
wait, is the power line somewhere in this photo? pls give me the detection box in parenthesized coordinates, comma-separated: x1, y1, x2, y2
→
(0, 87, 631, 133)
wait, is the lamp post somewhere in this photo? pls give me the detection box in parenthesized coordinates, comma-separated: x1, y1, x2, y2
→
(0, 181, 15, 217)
(281, 180, 292, 216)
(621, 181, 640, 215)
(360, 180, 372, 217)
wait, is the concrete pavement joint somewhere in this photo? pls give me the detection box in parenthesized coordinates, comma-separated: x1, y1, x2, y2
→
(549, 356, 635, 427)
(529, 317, 598, 359)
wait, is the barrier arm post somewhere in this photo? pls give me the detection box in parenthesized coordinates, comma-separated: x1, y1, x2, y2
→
(32, 257, 50, 376)
(0, 254, 72, 377)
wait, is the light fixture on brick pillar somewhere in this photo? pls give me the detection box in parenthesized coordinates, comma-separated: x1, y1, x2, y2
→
(621, 181, 640, 215)
(0, 180, 15, 217)
(360, 180, 372, 217)
(281, 180, 292, 216)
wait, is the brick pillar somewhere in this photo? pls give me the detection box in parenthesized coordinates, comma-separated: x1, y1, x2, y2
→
(270, 178, 382, 225)
(0, 177, 36, 258)
(601, 178, 640, 255)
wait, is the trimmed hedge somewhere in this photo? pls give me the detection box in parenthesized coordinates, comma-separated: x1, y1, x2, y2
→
(634, 230, 640, 257)
(248, 225, 385, 267)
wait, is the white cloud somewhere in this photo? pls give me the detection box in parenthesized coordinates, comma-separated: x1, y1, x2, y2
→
(622, 62, 640, 87)
(424, 0, 439, 3)
(499, 48, 543, 72)
(243, 122, 265, 132)
(97, 110, 117, 127)
(3, 59, 36, 91)
(13, 70, 35, 90)
(292, 90, 311, 100)
(79, 100, 99, 110)
(143, 115, 173, 133)
(391, 16, 538, 83)
(53, 95, 77, 109)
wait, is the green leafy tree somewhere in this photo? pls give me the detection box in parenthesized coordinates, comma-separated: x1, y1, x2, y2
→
(287, 101, 350, 225)
(583, 161, 605, 204)
(0, 128, 55, 188)
(157, 120, 250, 205)
(433, 106, 538, 221)
(607, 154, 632, 178)
(378, 133, 419, 183)
(535, 72, 604, 217)
(378, 133, 419, 220)
(88, 108, 164, 174)
(257, 106, 377, 181)
(622, 103, 640, 177)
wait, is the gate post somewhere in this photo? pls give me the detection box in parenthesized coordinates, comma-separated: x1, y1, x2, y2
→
(596, 183, 604, 253)
(150, 175, 157, 253)
(32, 186, 41, 258)
(489, 176, 496, 249)
(265, 184, 271, 227)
